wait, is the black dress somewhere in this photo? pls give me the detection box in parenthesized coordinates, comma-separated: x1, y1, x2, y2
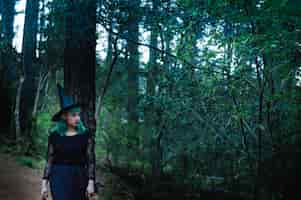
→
(42, 130, 96, 200)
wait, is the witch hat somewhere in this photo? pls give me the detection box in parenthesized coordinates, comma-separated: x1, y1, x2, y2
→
(51, 83, 81, 121)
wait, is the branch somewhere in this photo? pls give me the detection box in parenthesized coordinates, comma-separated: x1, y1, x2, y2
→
(95, 37, 120, 120)
(97, 15, 198, 67)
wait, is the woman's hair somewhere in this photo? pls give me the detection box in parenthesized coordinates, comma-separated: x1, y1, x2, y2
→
(49, 108, 87, 136)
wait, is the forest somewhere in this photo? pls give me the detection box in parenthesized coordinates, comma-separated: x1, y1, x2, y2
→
(1, 0, 301, 200)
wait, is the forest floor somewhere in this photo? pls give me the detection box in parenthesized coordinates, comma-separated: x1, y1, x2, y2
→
(0, 152, 105, 200)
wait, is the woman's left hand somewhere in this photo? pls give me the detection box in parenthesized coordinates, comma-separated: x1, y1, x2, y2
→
(86, 179, 95, 197)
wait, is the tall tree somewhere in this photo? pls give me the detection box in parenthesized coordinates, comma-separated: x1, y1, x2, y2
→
(64, 0, 97, 135)
(1, 0, 16, 45)
(0, 0, 17, 136)
(126, 1, 140, 124)
(20, 0, 39, 136)
(146, 0, 162, 182)
(146, 0, 159, 126)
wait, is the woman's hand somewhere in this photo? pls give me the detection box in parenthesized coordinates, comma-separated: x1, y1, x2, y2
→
(41, 179, 49, 199)
(86, 179, 95, 198)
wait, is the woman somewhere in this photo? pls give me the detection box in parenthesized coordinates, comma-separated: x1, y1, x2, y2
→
(40, 84, 96, 200)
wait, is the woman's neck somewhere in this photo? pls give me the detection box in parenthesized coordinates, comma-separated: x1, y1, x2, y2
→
(66, 126, 77, 136)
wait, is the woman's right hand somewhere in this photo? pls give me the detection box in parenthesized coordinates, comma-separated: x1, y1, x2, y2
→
(41, 179, 49, 199)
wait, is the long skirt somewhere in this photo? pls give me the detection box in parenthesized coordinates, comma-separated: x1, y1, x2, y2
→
(49, 163, 88, 200)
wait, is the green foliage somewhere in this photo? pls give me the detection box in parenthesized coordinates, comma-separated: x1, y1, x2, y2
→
(96, 1, 301, 199)
(15, 155, 42, 169)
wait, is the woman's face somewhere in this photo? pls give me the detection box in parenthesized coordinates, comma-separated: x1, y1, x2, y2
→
(62, 111, 81, 128)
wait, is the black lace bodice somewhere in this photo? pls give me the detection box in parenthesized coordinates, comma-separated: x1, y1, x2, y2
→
(42, 130, 96, 181)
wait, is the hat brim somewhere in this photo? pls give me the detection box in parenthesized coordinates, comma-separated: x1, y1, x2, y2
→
(51, 104, 82, 121)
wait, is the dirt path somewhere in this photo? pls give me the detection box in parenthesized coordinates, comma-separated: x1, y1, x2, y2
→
(0, 153, 44, 200)
(0, 153, 104, 200)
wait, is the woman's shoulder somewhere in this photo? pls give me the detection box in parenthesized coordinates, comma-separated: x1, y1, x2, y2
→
(47, 130, 59, 143)
(48, 129, 61, 137)
(48, 129, 90, 137)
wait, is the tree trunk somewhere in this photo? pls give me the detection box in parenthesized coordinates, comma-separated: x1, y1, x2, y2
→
(146, 0, 158, 126)
(254, 55, 264, 200)
(64, 0, 97, 133)
(15, 75, 25, 142)
(0, 0, 17, 136)
(95, 17, 114, 120)
(105, 18, 113, 69)
(1, 0, 16, 45)
(126, 1, 140, 124)
(146, 0, 163, 183)
(32, 71, 49, 118)
(20, 0, 39, 136)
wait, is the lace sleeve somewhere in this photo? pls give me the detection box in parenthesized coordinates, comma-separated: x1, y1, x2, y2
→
(42, 134, 54, 180)
(87, 131, 96, 181)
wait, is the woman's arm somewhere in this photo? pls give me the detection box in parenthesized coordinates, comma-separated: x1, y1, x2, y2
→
(42, 134, 54, 180)
(87, 131, 96, 181)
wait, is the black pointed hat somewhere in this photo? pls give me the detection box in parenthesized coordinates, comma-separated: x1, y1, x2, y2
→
(51, 83, 81, 121)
